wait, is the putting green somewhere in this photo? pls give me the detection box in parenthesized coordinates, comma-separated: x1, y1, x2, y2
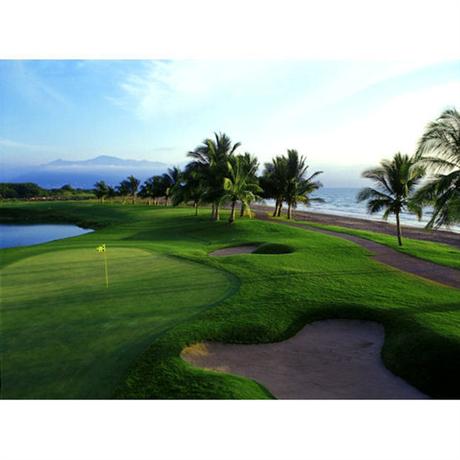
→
(1, 247, 236, 398)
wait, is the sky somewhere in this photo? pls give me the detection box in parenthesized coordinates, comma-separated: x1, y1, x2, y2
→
(1, 59, 459, 185)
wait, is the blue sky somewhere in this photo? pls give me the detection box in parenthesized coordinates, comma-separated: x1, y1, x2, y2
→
(1, 59, 459, 184)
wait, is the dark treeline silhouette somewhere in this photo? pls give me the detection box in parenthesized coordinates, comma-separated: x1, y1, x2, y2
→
(0, 183, 94, 200)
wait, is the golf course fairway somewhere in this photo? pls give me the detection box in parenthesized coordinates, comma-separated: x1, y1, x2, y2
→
(1, 201, 460, 399)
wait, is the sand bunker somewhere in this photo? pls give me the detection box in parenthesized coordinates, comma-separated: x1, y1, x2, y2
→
(181, 319, 428, 399)
(209, 245, 259, 256)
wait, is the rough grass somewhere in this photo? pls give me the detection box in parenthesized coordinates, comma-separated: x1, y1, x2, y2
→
(1, 201, 460, 399)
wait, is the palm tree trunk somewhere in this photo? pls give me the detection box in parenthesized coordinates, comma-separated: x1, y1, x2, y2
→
(165, 197, 169, 207)
(215, 203, 220, 221)
(287, 202, 292, 219)
(194, 201, 199, 216)
(396, 212, 403, 246)
(273, 199, 279, 217)
(229, 200, 236, 223)
(211, 203, 215, 219)
(277, 201, 283, 217)
(240, 202, 245, 217)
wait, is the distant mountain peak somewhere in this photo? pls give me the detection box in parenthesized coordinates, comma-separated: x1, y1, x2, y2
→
(12, 155, 173, 188)
(44, 155, 169, 168)
(90, 155, 121, 162)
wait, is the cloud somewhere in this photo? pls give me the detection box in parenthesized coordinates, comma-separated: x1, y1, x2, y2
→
(5, 61, 71, 108)
(303, 81, 460, 166)
(109, 60, 282, 120)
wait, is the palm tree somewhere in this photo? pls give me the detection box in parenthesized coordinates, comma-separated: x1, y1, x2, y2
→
(414, 107, 460, 228)
(106, 185, 116, 201)
(94, 180, 109, 203)
(260, 156, 288, 217)
(172, 164, 206, 215)
(127, 175, 140, 204)
(357, 153, 425, 246)
(224, 155, 262, 223)
(188, 132, 241, 221)
(284, 149, 323, 219)
(161, 167, 182, 206)
(118, 175, 140, 204)
(117, 181, 129, 204)
(237, 153, 259, 217)
(139, 176, 163, 205)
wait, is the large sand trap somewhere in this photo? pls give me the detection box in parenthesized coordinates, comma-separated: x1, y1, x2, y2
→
(182, 319, 428, 399)
(209, 245, 259, 256)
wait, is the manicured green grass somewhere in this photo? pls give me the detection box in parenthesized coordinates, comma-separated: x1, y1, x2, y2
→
(1, 201, 460, 399)
(1, 246, 236, 398)
(295, 220, 460, 270)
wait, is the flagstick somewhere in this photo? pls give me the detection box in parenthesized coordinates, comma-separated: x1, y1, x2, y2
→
(104, 250, 109, 288)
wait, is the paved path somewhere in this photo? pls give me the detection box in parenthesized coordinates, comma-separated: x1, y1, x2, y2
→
(255, 211, 460, 289)
(182, 320, 428, 399)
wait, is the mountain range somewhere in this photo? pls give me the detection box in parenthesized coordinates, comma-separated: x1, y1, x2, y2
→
(2, 155, 172, 188)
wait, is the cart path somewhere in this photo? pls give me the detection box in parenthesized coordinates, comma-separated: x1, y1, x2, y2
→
(182, 320, 428, 399)
(255, 212, 460, 289)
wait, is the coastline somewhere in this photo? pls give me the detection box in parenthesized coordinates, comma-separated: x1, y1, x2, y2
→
(252, 204, 460, 248)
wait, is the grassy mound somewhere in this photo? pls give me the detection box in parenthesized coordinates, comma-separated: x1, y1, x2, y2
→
(253, 242, 294, 254)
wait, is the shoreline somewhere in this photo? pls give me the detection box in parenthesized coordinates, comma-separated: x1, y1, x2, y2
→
(252, 204, 460, 248)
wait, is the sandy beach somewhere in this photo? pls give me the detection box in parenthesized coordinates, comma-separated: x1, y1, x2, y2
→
(252, 204, 460, 248)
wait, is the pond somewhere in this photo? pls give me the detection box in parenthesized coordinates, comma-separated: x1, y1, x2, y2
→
(0, 224, 93, 249)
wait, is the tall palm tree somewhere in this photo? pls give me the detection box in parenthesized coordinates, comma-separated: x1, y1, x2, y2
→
(284, 149, 323, 219)
(161, 167, 182, 206)
(224, 155, 262, 223)
(127, 175, 140, 204)
(414, 107, 460, 228)
(260, 156, 288, 217)
(106, 185, 116, 200)
(188, 132, 241, 220)
(236, 153, 259, 217)
(172, 163, 206, 215)
(139, 176, 163, 205)
(118, 176, 140, 204)
(357, 153, 425, 246)
(94, 180, 109, 203)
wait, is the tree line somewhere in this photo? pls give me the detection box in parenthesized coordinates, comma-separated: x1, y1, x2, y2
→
(3, 107, 456, 246)
(95, 133, 324, 224)
(95, 107, 459, 243)
(0, 183, 94, 200)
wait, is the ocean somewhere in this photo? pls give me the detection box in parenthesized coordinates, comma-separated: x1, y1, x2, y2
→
(264, 187, 460, 233)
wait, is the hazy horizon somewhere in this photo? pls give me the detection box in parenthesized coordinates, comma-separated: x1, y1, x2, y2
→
(1, 59, 459, 187)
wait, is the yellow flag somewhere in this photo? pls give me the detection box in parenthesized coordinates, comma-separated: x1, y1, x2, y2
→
(96, 244, 109, 288)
